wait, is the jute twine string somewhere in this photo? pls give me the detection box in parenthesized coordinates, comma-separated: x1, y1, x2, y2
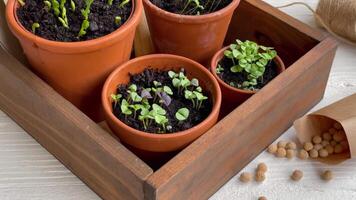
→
(277, 0, 356, 46)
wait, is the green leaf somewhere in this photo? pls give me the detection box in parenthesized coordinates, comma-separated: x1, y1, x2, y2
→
(195, 86, 202, 92)
(128, 84, 137, 92)
(175, 108, 189, 121)
(168, 71, 176, 78)
(191, 78, 199, 87)
(154, 115, 168, 125)
(184, 90, 195, 100)
(193, 91, 208, 101)
(232, 49, 239, 58)
(230, 65, 243, 73)
(224, 50, 233, 59)
(181, 78, 191, 88)
(172, 78, 180, 88)
(31, 23, 40, 33)
(120, 99, 132, 115)
(130, 92, 142, 102)
(163, 86, 173, 95)
(152, 104, 166, 115)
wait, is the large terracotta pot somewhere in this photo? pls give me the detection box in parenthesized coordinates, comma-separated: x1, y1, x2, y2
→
(211, 46, 286, 115)
(143, 0, 240, 65)
(5, 0, 143, 122)
(102, 54, 222, 152)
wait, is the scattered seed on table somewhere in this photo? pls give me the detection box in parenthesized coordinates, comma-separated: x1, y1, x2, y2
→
(322, 132, 332, 141)
(325, 145, 334, 154)
(329, 128, 337, 134)
(286, 149, 295, 159)
(278, 141, 287, 148)
(312, 135, 322, 144)
(333, 131, 346, 142)
(314, 144, 323, 151)
(309, 149, 319, 158)
(258, 196, 267, 200)
(255, 171, 266, 182)
(267, 144, 278, 154)
(321, 170, 333, 181)
(304, 142, 314, 151)
(298, 149, 309, 160)
(333, 122, 343, 130)
(319, 149, 329, 158)
(239, 172, 252, 183)
(276, 147, 287, 158)
(291, 170, 303, 181)
(286, 142, 297, 150)
(257, 163, 268, 173)
(334, 144, 343, 154)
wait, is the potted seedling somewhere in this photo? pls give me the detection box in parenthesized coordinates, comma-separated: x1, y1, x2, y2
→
(6, 0, 143, 121)
(211, 39, 285, 114)
(143, 0, 240, 64)
(102, 54, 222, 153)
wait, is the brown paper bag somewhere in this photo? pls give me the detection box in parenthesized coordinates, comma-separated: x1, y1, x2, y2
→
(294, 93, 356, 164)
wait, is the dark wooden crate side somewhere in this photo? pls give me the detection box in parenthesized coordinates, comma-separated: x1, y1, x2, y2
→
(0, 48, 153, 200)
(144, 36, 337, 200)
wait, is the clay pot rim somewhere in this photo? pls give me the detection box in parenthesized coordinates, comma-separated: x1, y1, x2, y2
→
(5, 0, 142, 51)
(211, 46, 286, 94)
(102, 54, 222, 139)
(142, 0, 240, 24)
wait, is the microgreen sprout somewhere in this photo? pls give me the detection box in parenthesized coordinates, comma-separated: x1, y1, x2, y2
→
(17, 0, 25, 6)
(119, 0, 130, 8)
(51, 0, 60, 16)
(111, 94, 122, 108)
(108, 0, 114, 6)
(44, 1, 51, 9)
(175, 108, 189, 121)
(181, 0, 204, 15)
(169, 70, 191, 95)
(31, 23, 40, 33)
(115, 16, 122, 26)
(120, 99, 132, 118)
(78, 0, 93, 37)
(151, 104, 168, 132)
(216, 64, 224, 74)
(223, 39, 277, 90)
(70, 0, 76, 11)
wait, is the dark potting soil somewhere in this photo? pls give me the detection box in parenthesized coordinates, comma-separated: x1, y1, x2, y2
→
(112, 68, 213, 134)
(17, 0, 132, 42)
(150, 0, 232, 15)
(217, 57, 279, 91)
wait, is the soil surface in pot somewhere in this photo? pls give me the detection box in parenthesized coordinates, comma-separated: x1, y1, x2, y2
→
(217, 57, 279, 91)
(17, 0, 132, 42)
(112, 68, 213, 134)
(150, 0, 232, 15)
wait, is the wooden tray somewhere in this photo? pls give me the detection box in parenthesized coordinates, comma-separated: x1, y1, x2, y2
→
(0, 0, 337, 199)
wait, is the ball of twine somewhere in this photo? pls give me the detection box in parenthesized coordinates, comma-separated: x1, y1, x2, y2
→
(277, 0, 356, 46)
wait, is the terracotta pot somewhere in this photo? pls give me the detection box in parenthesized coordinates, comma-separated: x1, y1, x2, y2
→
(102, 54, 222, 152)
(211, 46, 286, 116)
(5, 0, 143, 122)
(143, 0, 240, 65)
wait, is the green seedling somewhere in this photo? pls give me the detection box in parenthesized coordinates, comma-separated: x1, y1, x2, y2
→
(78, 0, 94, 37)
(216, 64, 224, 74)
(17, 0, 25, 6)
(111, 93, 122, 108)
(51, 0, 60, 16)
(44, 1, 51, 9)
(151, 104, 168, 132)
(78, 20, 89, 37)
(129, 104, 144, 119)
(120, 99, 132, 118)
(129, 92, 142, 103)
(171, 72, 191, 95)
(31, 23, 40, 33)
(119, 0, 130, 8)
(115, 16, 121, 25)
(108, 0, 114, 6)
(58, 6, 69, 28)
(223, 39, 277, 90)
(181, 0, 204, 15)
(184, 90, 197, 108)
(70, 0, 76, 11)
(175, 108, 189, 121)
(193, 90, 208, 110)
(138, 107, 152, 130)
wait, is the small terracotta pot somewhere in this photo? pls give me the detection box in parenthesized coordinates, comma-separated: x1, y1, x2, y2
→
(6, 0, 143, 122)
(211, 46, 286, 115)
(143, 0, 240, 65)
(102, 54, 222, 152)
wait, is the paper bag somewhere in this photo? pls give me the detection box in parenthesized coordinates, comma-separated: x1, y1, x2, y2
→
(294, 93, 356, 164)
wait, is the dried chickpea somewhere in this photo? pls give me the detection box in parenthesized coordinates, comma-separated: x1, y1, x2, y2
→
(322, 132, 332, 141)
(330, 140, 338, 146)
(286, 149, 295, 159)
(267, 144, 278, 154)
(334, 144, 343, 154)
(313, 144, 323, 151)
(258, 196, 267, 200)
(304, 142, 314, 151)
(257, 163, 268, 173)
(277, 141, 287, 148)
(333, 131, 346, 142)
(325, 145, 334, 154)
(333, 122, 343, 130)
(321, 170, 333, 181)
(329, 128, 337, 135)
(321, 140, 330, 147)
(276, 147, 287, 158)
(255, 171, 266, 182)
(319, 149, 329, 158)
(239, 172, 252, 183)
(298, 149, 309, 160)
(286, 142, 297, 150)
(291, 170, 303, 181)
(312, 135, 322, 144)
(340, 140, 349, 150)
(309, 149, 319, 158)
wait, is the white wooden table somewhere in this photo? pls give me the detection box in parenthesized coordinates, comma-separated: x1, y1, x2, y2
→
(1, 0, 356, 199)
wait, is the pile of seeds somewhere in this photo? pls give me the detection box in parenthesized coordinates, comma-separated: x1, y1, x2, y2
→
(239, 162, 268, 183)
(267, 141, 297, 159)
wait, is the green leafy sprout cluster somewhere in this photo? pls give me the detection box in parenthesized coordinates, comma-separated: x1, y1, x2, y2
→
(111, 70, 208, 133)
(218, 39, 277, 90)
(168, 70, 208, 110)
(180, 0, 224, 15)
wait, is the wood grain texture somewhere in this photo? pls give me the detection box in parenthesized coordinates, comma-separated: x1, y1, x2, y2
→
(0, 48, 153, 199)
